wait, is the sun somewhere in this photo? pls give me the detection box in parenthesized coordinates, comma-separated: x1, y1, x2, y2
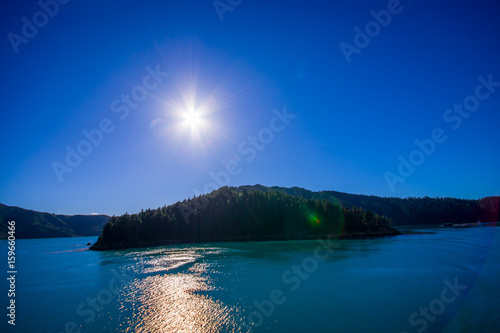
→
(183, 110, 201, 128)
(178, 106, 209, 143)
(161, 90, 219, 147)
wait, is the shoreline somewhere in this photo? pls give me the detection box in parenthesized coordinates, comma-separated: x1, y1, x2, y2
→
(90, 228, 402, 251)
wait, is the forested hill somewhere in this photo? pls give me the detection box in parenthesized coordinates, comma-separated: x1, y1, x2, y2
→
(239, 185, 500, 225)
(0, 204, 110, 239)
(90, 187, 399, 251)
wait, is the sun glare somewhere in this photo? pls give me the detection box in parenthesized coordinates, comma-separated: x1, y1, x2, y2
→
(184, 110, 201, 128)
(161, 85, 220, 148)
(176, 103, 211, 145)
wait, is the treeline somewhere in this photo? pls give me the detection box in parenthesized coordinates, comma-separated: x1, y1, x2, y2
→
(91, 187, 398, 250)
(0, 203, 109, 239)
(241, 185, 500, 225)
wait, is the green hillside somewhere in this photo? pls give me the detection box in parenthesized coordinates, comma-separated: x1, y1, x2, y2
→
(0, 204, 110, 239)
(240, 185, 500, 225)
(91, 186, 399, 251)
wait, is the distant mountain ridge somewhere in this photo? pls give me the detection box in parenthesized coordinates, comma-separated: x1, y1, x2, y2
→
(2, 185, 498, 240)
(239, 185, 500, 225)
(0, 204, 110, 239)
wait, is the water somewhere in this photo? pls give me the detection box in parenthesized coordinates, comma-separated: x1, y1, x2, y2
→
(1, 225, 499, 333)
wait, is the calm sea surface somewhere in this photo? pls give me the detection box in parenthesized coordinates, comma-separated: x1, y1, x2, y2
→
(1, 225, 499, 333)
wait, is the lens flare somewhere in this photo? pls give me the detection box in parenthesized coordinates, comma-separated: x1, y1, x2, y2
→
(149, 119, 169, 137)
(308, 213, 321, 226)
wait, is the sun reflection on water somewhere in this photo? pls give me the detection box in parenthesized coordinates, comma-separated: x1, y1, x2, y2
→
(117, 250, 243, 333)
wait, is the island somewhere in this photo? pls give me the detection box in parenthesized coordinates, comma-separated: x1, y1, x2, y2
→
(2, 185, 498, 241)
(90, 186, 400, 251)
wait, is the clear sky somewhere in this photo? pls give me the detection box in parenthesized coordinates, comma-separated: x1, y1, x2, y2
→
(1, 0, 499, 216)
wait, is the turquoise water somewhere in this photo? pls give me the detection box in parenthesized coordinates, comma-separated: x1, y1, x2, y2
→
(1, 225, 499, 333)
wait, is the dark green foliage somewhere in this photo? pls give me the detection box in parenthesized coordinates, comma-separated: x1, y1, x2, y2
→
(240, 185, 500, 226)
(91, 187, 396, 250)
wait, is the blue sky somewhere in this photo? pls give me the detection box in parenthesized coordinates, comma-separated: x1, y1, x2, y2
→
(1, 0, 499, 216)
